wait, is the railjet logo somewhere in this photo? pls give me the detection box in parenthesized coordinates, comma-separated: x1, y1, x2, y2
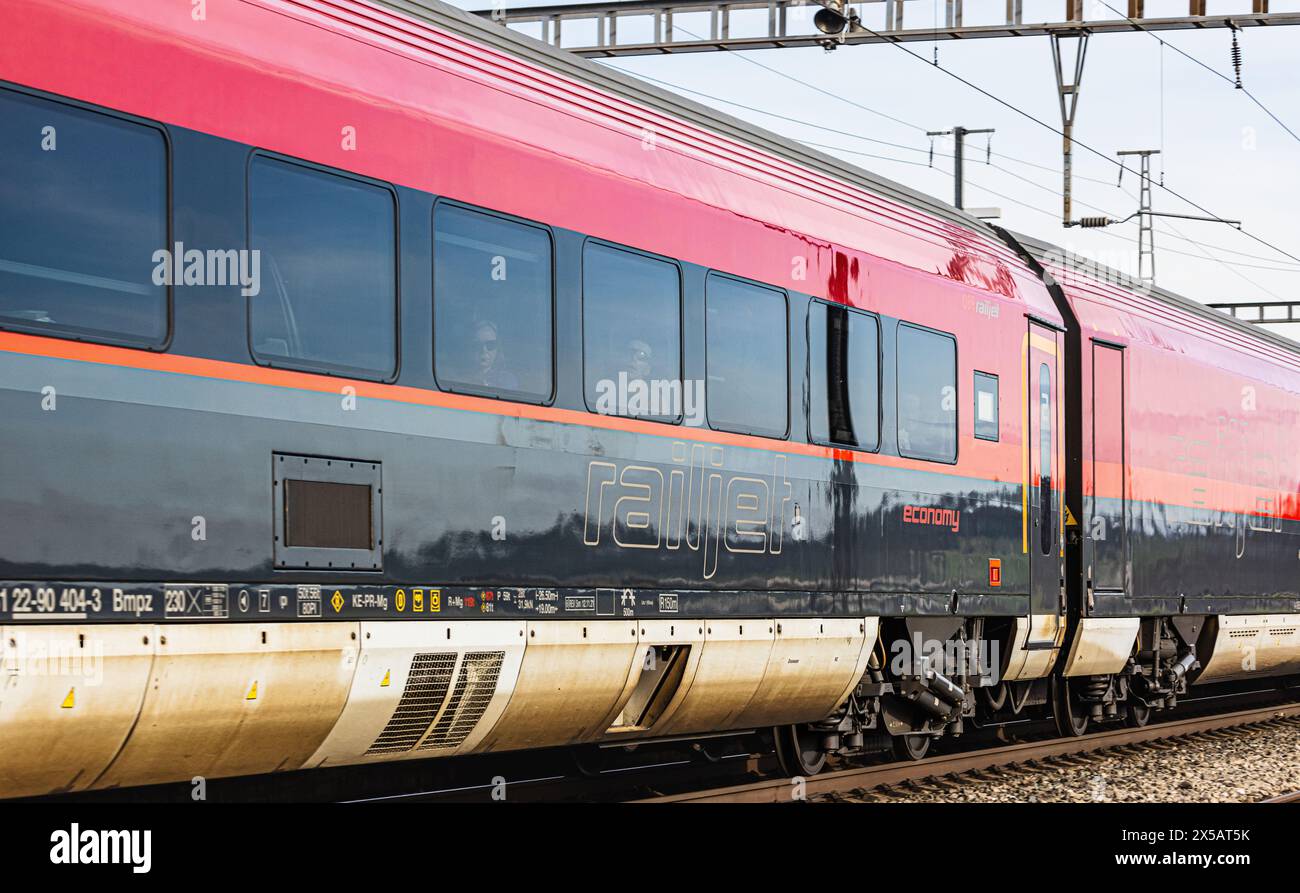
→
(151, 242, 261, 296)
(49, 824, 151, 874)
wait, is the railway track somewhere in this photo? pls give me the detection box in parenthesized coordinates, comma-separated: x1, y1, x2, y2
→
(637, 702, 1300, 803)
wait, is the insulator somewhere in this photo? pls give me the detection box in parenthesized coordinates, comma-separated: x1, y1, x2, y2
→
(1078, 216, 1111, 228)
(928, 137, 934, 168)
(1231, 29, 1243, 89)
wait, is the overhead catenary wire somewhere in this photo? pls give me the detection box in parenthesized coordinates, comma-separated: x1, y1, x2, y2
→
(602, 20, 1300, 283)
(798, 138, 933, 169)
(1114, 184, 1289, 301)
(839, 18, 1300, 267)
(793, 136, 1300, 275)
(596, 17, 1300, 272)
(651, 28, 928, 134)
(1094, 0, 1300, 148)
(1159, 42, 1165, 184)
(617, 69, 1133, 186)
(603, 69, 940, 155)
(961, 174, 1298, 281)
(609, 66, 1300, 272)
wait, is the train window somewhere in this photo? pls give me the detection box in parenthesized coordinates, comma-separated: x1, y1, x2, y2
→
(706, 273, 788, 438)
(249, 156, 396, 378)
(582, 242, 681, 421)
(896, 324, 957, 463)
(434, 204, 553, 403)
(808, 301, 880, 450)
(0, 89, 167, 346)
(974, 372, 999, 442)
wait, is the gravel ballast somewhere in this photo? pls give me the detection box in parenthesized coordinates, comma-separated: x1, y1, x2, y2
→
(816, 720, 1300, 803)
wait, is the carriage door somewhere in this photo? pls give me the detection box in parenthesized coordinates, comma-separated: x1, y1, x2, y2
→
(1090, 342, 1128, 597)
(1028, 321, 1063, 626)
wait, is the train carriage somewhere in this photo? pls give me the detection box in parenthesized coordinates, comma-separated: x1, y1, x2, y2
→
(1020, 236, 1300, 717)
(0, 0, 1295, 796)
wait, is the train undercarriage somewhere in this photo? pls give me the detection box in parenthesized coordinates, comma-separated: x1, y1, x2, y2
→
(766, 614, 1294, 777)
(1, 606, 1295, 797)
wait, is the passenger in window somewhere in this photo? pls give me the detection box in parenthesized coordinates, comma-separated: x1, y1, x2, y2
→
(472, 320, 519, 390)
(621, 338, 654, 383)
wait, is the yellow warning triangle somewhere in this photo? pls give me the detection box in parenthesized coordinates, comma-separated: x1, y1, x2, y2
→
(380, 669, 391, 688)
(61, 688, 75, 709)
(246, 680, 258, 700)
(1065, 505, 1080, 527)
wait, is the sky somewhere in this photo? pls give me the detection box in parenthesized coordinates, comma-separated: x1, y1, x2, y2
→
(447, 0, 1300, 340)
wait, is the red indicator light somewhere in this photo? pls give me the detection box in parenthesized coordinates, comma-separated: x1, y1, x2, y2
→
(988, 559, 1002, 588)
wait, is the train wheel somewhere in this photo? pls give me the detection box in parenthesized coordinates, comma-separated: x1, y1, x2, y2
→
(1052, 676, 1089, 737)
(773, 725, 827, 777)
(1126, 699, 1152, 728)
(980, 681, 1008, 713)
(892, 734, 931, 761)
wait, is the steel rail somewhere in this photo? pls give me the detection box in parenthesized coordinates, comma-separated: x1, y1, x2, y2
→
(636, 701, 1300, 803)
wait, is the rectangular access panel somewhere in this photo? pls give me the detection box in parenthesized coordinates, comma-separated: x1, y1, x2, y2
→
(1091, 344, 1127, 593)
(274, 454, 383, 571)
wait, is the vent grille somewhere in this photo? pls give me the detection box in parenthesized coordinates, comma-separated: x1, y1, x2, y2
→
(1228, 630, 1263, 639)
(366, 652, 456, 754)
(419, 651, 505, 750)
